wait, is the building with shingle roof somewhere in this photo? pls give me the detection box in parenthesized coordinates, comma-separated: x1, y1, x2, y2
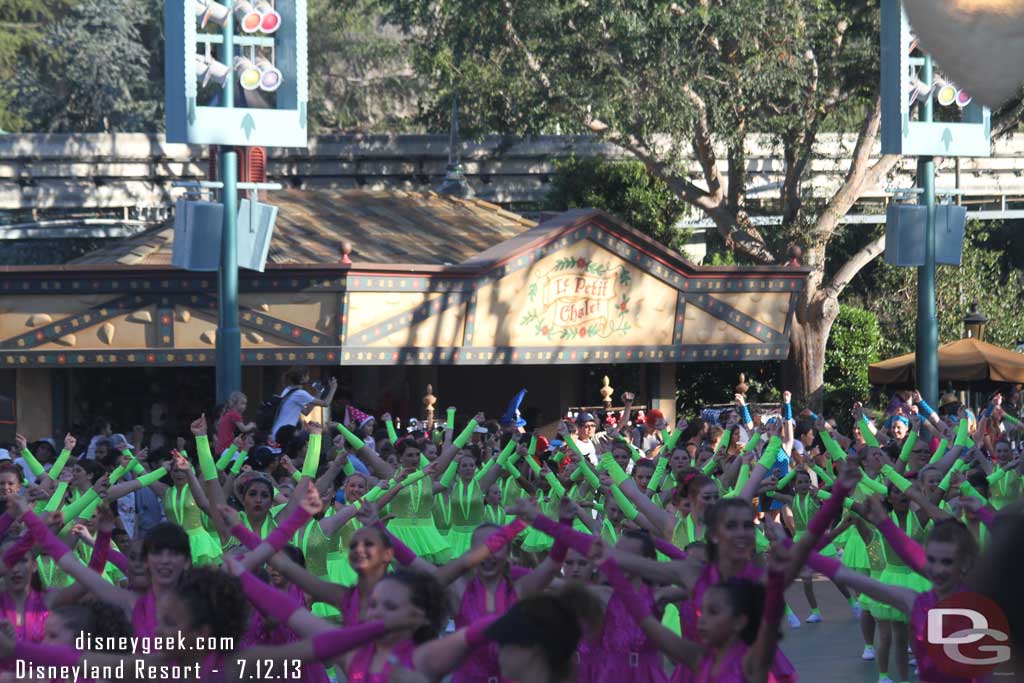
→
(0, 189, 806, 440)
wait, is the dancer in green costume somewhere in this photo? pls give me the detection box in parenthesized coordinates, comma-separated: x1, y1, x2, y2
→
(438, 449, 503, 557)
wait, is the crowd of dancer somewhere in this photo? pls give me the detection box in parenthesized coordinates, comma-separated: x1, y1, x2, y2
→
(0, 366, 1021, 683)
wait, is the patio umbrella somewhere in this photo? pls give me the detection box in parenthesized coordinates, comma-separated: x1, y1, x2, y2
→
(869, 338, 1024, 385)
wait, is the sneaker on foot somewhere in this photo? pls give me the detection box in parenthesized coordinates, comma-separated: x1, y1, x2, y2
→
(787, 612, 801, 629)
(878, 677, 893, 683)
(806, 613, 822, 623)
(861, 645, 876, 660)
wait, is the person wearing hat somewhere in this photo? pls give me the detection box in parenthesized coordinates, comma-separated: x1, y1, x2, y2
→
(574, 413, 598, 466)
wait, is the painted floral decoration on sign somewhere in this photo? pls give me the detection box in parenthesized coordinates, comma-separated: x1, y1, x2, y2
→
(520, 256, 634, 340)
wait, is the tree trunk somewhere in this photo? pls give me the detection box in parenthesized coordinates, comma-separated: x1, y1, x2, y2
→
(783, 294, 839, 411)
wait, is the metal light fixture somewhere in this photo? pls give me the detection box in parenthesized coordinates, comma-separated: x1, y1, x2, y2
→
(963, 300, 988, 341)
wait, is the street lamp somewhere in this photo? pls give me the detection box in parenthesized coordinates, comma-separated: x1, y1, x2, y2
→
(963, 300, 988, 341)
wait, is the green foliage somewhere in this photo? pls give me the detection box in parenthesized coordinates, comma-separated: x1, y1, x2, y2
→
(544, 157, 689, 251)
(0, 0, 76, 130)
(675, 363, 780, 413)
(856, 222, 1024, 358)
(823, 305, 880, 416)
(306, 0, 422, 132)
(12, 0, 158, 131)
(380, 0, 879, 142)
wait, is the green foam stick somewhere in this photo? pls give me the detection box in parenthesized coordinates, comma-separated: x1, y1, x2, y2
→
(610, 484, 639, 520)
(959, 480, 987, 503)
(452, 419, 478, 449)
(898, 430, 918, 463)
(44, 482, 68, 512)
(575, 458, 601, 490)
(19, 448, 45, 478)
(648, 456, 668, 492)
(881, 464, 912, 493)
(777, 468, 798, 488)
(816, 489, 855, 509)
(336, 424, 365, 451)
(860, 415, 880, 447)
(544, 471, 566, 498)
(195, 435, 218, 482)
(385, 418, 399, 446)
(447, 407, 456, 431)
(61, 489, 99, 522)
(600, 453, 628, 486)
(301, 433, 322, 479)
(858, 472, 888, 495)
(757, 436, 783, 469)
(928, 438, 949, 465)
(440, 459, 459, 487)
(137, 467, 169, 487)
(230, 450, 248, 475)
(819, 429, 847, 462)
(216, 444, 238, 471)
(811, 464, 834, 486)
(49, 449, 72, 479)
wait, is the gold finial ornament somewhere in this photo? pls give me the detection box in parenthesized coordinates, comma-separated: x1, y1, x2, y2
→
(424, 384, 437, 429)
(600, 375, 614, 411)
(735, 373, 749, 397)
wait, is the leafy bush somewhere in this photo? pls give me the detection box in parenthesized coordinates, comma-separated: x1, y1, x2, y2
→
(823, 305, 880, 421)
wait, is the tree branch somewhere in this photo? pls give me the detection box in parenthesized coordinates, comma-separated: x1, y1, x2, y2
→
(824, 233, 885, 299)
(812, 95, 897, 242)
(992, 96, 1024, 139)
(682, 85, 724, 203)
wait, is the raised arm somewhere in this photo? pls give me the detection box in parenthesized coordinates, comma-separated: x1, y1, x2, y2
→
(12, 497, 137, 614)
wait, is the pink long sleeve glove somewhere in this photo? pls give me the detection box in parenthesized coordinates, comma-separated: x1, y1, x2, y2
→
(230, 522, 263, 550)
(107, 548, 131, 575)
(88, 528, 113, 574)
(974, 505, 997, 528)
(1, 532, 34, 569)
(0, 512, 14, 539)
(311, 621, 388, 661)
(263, 507, 312, 552)
(599, 557, 652, 624)
(465, 614, 500, 648)
(376, 522, 418, 565)
(240, 570, 303, 624)
(15, 640, 79, 667)
(22, 511, 69, 561)
(876, 518, 927, 573)
(548, 515, 574, 564)
(653, 536, 688, 561)
(762, 570, 786, 627)
(532, 515, 595, 557)
(805, 551, 842, 580)
(484, 520, 527, 553)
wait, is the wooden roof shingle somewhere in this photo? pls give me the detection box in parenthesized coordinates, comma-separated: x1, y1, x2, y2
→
(71, 188, 536, 267)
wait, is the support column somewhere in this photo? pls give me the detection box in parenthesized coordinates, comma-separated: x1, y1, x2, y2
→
(648, 362, 677, 425)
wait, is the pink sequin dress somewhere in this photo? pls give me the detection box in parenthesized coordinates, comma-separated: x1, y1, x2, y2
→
(594, 582, 668, 683)
(911, 588, 985, 683)
(345, 639, 416, 683)
(676, 563, 797, 683)
(453, 576, 519, 683)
